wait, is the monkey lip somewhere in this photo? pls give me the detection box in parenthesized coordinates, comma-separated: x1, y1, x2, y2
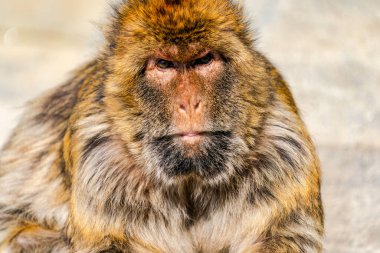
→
(178, 132, 203, 144)
(180, 132, 201, 138)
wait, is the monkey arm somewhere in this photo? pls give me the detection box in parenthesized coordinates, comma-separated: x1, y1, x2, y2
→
(0, 153, 71, 253)
(248, 166, 323, 253)
(246, 75, 324, 253)
(0, 225, 69, 253)
(251, 146, 323, 253)
(0, 76, 84, 252)
(254, 207, 323, 253)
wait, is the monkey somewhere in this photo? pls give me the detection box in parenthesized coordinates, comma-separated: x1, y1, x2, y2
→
(0, 0, 323, 252)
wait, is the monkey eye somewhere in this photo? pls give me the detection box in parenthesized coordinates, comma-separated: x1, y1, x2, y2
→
(193, 53, 214, 66)
(156, 59, 175, 69)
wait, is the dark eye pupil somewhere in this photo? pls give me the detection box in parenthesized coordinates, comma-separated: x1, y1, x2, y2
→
(157, 59, 174, 69)
(200, 54, 212, 64)
(194, 53, 213, 66)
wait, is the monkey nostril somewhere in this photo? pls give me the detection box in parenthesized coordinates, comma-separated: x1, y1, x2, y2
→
(194, 101, 201, 111)
(178, 100, 201, 113)
(179, 104, 186, 112)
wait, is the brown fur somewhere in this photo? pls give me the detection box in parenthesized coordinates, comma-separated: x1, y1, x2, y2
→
(0, 0, 323, 252)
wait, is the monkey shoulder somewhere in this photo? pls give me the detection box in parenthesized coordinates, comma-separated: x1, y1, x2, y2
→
(0, 61, 102, 244)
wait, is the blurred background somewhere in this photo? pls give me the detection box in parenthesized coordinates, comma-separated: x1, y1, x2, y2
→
(0, 0, 379, 252)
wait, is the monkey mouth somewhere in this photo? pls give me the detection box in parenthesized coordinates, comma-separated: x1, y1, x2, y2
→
(178, 131, 203, 144)
(159, 131, 231, 141)
(180, 132, 201, 138)
(149, 131, 233, 177)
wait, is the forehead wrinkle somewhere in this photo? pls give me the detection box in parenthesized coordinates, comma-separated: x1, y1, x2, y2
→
(155, 44, 210, 63)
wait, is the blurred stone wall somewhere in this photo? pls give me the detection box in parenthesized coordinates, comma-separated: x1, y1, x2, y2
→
(0, 0, 379, 252)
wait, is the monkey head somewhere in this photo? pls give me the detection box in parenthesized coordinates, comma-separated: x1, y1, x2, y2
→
(103, 0, 272, 183)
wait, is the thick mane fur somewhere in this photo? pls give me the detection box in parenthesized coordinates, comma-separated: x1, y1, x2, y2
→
(0, 0, 323, 252)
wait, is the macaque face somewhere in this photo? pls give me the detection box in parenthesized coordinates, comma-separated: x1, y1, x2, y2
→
(107, 0, 264, 180)
(145, 48, 224, 147)
(136, 45, 243, 178)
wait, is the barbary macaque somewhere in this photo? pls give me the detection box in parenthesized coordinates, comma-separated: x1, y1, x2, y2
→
(0, 0, 323, 252)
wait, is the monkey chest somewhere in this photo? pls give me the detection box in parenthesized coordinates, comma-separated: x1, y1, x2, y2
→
(128, 207, 264, 253)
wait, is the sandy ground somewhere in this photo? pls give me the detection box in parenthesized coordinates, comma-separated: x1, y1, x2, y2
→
(0, 0, 379, 252)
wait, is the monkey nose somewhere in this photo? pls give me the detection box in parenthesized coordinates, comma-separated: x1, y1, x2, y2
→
(178, 98, 202, 116)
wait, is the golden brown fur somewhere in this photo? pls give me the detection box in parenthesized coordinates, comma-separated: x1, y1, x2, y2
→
(0, 0, 323, 252)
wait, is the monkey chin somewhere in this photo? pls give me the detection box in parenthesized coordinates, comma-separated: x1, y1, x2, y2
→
(178, 132, 204, 155)
(148, 131, 233, 178)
